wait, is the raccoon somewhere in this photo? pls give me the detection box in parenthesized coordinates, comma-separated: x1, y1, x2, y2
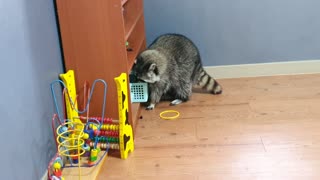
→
(131, 33, 222, 110)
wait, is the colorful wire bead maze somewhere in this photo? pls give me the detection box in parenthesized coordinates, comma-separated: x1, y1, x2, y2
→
(49, 70, 108, 180)
(48, 70, 135, 180)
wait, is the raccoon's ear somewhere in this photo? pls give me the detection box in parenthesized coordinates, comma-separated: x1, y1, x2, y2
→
(148, 63, 157, 71)
(149, 63, 159, 75)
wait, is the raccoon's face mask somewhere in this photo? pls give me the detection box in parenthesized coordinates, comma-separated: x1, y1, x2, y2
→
(132, 61, 160, 83)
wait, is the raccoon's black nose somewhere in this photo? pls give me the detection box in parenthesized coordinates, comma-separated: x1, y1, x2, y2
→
(129, 74, 138, 82)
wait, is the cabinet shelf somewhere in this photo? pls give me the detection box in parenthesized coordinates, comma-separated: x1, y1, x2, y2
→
(121, 0, 129, 6)
(130, 102, 141, 133)
(123, 0, 143, 41)
(55, 0, 146, 136)
(125, 11, 143, 41)
(126, 16, 146, 70)
(127, 37, 145, 70)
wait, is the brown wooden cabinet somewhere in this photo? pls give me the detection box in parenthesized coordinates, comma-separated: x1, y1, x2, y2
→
(55, 0, 146, 131)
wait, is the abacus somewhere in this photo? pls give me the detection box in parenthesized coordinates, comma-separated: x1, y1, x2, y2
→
(47, 70, 134, 180)
(78, 72, 134, 159)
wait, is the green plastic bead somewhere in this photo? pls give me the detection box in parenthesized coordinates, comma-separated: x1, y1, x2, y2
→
(90, 156, 97, 162)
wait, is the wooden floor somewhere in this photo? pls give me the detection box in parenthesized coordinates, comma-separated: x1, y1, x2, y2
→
(98, 74, 320, 180)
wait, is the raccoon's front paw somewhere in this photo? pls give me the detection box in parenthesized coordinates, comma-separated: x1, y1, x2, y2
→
(146, 104, 155, 110)
(170, 99, 183, 106)
(212, 84, 222, 94)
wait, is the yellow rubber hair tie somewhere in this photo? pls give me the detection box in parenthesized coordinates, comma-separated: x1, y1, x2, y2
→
(159, 110, 180, 120)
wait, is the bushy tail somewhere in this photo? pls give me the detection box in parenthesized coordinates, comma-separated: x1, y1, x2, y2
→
(193, 68, 222, 94)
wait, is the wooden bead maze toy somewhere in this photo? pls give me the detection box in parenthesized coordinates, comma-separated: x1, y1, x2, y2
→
(48, 70, 134, 180)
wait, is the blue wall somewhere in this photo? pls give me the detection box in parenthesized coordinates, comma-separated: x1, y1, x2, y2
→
(144, 0, 320, 66)
(0, 0, 63, 179)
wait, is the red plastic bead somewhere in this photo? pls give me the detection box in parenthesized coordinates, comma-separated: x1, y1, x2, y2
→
(94, 130, 99, 136)
(53, 169, 62, 177)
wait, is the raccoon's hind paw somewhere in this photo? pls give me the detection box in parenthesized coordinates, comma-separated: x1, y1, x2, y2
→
(212, 84, 222, 95)
(146, 104, 155, 110)
(170, 99, 183, 106)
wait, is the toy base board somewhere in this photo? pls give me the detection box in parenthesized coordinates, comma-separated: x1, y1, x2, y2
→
(62, 151, 107, 180)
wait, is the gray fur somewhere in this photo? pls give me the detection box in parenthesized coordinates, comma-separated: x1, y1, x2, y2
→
(132, 34, 222, 110)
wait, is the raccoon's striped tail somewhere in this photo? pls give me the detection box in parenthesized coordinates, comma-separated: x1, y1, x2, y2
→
(194, 69, 222, 94)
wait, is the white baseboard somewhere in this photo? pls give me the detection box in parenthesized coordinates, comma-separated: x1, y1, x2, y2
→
(204, 60, 320, 79)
